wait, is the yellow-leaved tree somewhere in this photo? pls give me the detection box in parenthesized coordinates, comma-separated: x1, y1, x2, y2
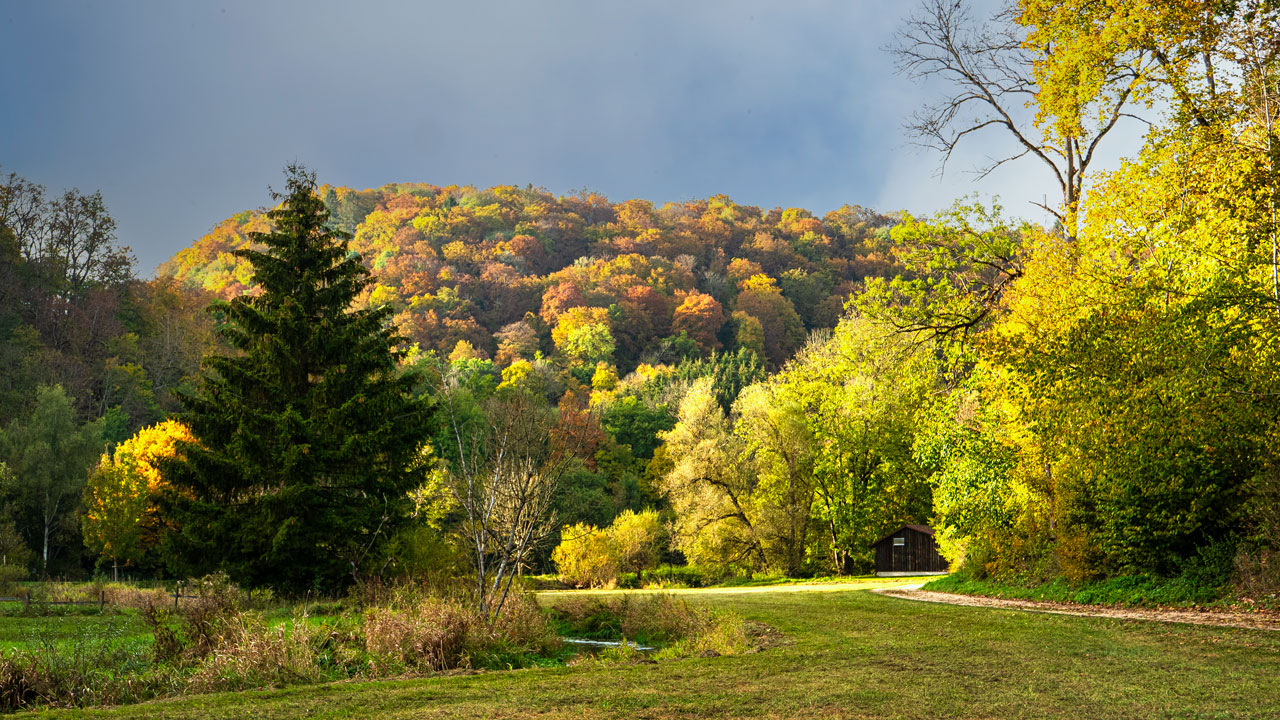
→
(83, 420, 194, 579)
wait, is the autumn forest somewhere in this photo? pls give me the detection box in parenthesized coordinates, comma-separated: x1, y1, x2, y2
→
(2, 0, 1279, 620)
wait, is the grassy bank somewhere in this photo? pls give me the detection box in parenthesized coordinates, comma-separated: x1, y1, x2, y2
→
(0, 580, 758, 713)
(16, 578, 1280, 719)
(922, 573, 1236, 608)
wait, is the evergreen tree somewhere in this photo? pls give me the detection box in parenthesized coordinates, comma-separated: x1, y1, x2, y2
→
(161, 166, 433, 593)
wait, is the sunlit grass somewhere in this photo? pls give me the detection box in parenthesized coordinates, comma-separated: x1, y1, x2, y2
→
(17, 579, 1280, 719)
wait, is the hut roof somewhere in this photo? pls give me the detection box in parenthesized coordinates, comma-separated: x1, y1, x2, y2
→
(872, 524, 935, 547)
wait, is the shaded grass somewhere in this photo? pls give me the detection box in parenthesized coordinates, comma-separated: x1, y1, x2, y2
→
(16, 579, 1280, 719)
(924, 573, 1229, 607)
(0, 613, 150, 652)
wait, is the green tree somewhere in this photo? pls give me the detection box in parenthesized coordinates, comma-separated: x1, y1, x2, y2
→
(734, 383, 814, 576)
(82, 460, 146, 580)
(776, 316, 936, 574)
(161, 166, 435, 593)
(0, 385, 103, 573)
(658, 377, 765, 572)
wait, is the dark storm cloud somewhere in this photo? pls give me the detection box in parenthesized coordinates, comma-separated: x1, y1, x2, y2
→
(0, 1, 1130, 273)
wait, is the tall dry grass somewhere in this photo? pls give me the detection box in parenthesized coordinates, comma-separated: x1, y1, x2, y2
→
(548, 593, 754, 659)
(362, 585, 561, 672)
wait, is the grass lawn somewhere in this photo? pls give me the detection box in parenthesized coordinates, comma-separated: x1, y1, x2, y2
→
(0, 612, 150, 652)
(19, 577, 1280, 719)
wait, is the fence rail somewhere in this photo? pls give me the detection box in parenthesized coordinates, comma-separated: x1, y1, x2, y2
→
(0, 592, 107, 610)
(0, 586, 254, 611)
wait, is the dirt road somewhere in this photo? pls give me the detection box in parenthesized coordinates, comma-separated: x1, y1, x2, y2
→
(875, 585, 1280, 631)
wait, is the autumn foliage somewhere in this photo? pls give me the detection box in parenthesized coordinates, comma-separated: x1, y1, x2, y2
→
(160, 188, 899, 371)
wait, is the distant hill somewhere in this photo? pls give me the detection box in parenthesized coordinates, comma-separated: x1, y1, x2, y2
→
(158, 183, 902, 370)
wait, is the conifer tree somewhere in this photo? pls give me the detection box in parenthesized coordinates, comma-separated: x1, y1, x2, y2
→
(161, 166, 433, 592)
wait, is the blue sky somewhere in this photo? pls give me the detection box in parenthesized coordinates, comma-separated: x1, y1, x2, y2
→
(0, 1, 1138, 273)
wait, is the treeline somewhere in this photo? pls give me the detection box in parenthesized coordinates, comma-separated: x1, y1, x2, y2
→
(849, 2, 1280, 591)
(6, 1, 1274, 599)
(0, 164, 896, 586)
(0, 170, 216, 576)
(559, 0, 1280, 594)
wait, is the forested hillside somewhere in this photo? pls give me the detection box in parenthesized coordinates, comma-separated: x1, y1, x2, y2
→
(159, 184, 899, 371)
(1, 170, 909, 582)
(4, 0, 1276, 604)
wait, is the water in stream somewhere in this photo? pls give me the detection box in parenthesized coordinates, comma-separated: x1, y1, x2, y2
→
(561, 637, 654, 653)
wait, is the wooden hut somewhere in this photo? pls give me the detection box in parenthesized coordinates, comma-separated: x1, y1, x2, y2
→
(871, 524, 949, 576)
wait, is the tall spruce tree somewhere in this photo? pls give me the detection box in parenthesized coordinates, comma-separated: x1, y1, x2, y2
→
(161, 166, 433, 593)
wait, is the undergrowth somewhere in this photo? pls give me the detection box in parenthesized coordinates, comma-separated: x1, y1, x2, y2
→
(547, 593, 756, 660)
(0, 576, 572, 713)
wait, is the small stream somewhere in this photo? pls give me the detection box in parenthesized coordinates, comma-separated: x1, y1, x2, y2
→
(561, 637, 655, 653)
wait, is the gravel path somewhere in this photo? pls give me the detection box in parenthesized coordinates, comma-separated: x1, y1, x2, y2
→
(874, 586, 1280, 631)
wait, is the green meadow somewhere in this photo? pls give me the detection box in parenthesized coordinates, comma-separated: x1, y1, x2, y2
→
(20, 579, 1279, 719)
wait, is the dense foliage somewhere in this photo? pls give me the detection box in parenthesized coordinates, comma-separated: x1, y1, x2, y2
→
(858, 0, 1280, 595)
(4, 0, 1276, 606)
(0, 167, 216, 578)
(159, 185, 900, 372)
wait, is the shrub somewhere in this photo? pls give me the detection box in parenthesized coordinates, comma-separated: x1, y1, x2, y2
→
(553, 510, 669, 588)
(0, 565, 25, 597)
(610, 510, 668, 573)
(1234, 546, 1280, 600)
(381, 524, 464, 585)
(473, 588, 562, 666)
(552, 523, 619, 588)
(643, 564, 709, 588)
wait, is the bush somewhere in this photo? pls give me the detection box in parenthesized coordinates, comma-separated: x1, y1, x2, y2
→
(473, 588, 562, 666)
(138, 572, 244, 664)
(610, 510, 668, 573)
(552, 523, 619, 588)
(553, 510, 669, 588)
(364, 590, 475, 672)
(381, 524, 464, 585)
(925, 571, 1228, 607)
(643, 564, 709, 588)
(0, 565, 25, 597)
(363, 585, 561, 672)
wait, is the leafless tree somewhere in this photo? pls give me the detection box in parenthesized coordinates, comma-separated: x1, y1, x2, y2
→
(890, 0, 1148, 231)
(439, 380, 596, 621)
(0, 170, 133, 300)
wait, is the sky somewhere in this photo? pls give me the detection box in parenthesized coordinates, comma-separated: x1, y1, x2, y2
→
(0, 1, 1144, 274)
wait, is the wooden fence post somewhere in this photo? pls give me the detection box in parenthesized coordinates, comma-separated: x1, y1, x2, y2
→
(99, 590, 105, 612)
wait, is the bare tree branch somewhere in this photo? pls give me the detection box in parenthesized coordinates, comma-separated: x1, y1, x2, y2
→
(889, 0, 1146, 232)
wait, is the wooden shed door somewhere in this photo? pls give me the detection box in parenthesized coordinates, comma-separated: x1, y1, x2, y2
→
(892, 535, 906, 570)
